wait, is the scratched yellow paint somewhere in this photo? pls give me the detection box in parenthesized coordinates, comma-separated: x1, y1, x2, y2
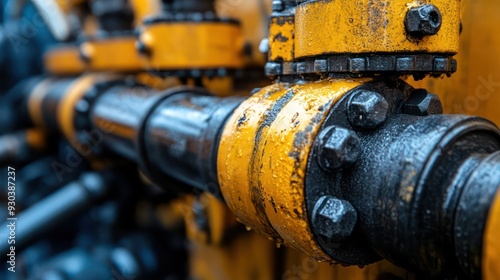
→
(218, 79, 369, 261)
(217, 83, 286, 240)
(268, 16, 295, 62)
(294, 0, 460, 58)
(140, 22, 244, 70)
(410, 0, 500, 126)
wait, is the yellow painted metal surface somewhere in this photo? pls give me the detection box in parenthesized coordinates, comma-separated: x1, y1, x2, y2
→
(178, 193, 275, 280)
(28, 78, 56, 128)
(202, 77, 235, 97)
(44, 45, 86, 75)
(139, 22, 244, 70)
(80, 36, 146, 72)
(218, 79, 367, 261)
(218, 83, 286, 241)
(183, 194, 240, 246)
(190, 230, 276, 280)
(57, 74, 118, 149)
(483, 189, 500, 280)
(294, 0, 460, 58)
(283, 249, 414, 280)
(129, 0, 162, 26)
(135, 73, 181, 90)
(410, 0, 500, 126)
(217, 0, 272, 67)
(136, 74, 235, 96)
(55, 0, 85, 13)
(268, 16, 295, 62)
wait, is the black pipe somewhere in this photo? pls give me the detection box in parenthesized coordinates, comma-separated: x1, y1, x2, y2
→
(90, 83, 165, 161)
(0, 171, 112, 256)
(143, 92, 243, 197)
(90, 0, 134, 33)
(0, 77, 41, 134)
(346, 115, 500, 279)
(89, 82, 243, 196)
(0, 130, 44, 167)
(162, 0, 215, 13)
(304, 80, 500, 278)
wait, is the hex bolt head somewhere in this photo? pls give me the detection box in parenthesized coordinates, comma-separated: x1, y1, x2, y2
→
(403, 89, 443, 116)
(265, 62, 282, 77)
(312, 196, 358, 245)
(405, 4, 442, 38)
(272, 1, 284, 12)
(347, 90, 389, 129)
(136, 40, 150, 56)
(317, 126, 361, 171)
(259, 38, 270, 54)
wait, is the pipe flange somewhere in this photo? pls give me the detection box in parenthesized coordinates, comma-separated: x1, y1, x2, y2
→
(266, 54, 457, 81)
(306, 79, 416, 265)
(73, 79, 137, 156)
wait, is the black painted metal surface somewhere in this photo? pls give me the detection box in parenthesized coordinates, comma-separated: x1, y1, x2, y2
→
(305, 79, 500, 279)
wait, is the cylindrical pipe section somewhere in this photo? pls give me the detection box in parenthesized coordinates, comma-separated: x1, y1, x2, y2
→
(143, 93, 243, 196)
(90, 84, 164, 160)
(163, 0, 215, 13)
(0, 129, 46, 167)
(0, 172, 111, 255)
(454, 151, 500, 278)
(338, 114, 500, 278)
(90, 83, 242, 196)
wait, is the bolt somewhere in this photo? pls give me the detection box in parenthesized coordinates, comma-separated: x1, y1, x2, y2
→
(317, 126, 360, 170)
(136, 40, 150, 56)
(75, 99, 89, 114)
(193, 199, 208, 231)
(259, 38, 269, 54)
(405, 4, 442, 38)
(347, 90, 389, 129)
(79, 48, 91, 63)
(403, 89, 443, 116)
(265, 62, 282, 77)
(312, 196, 358, 245)
(272, 1, 284, 12)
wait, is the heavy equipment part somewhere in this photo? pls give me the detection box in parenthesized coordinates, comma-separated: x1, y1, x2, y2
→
(137, 0, 244, 78)
(2, 0, 500, 279)
(19, 74, 500, 279)
(265, 0, 460, 80)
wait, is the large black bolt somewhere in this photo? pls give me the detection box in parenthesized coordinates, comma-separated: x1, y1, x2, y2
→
(405, 4, 442, 38)
(317, 126, 360, 170)
(347, 90, 389, 129)
(312, 196, 358, 245)
(403, 89, 443, 116)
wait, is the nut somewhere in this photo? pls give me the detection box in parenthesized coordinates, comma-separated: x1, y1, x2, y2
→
(317, 126, 360, 170)
(405, 4, 442, 38)
(403, 89, 443, 116)
(312, 196, 358, 244)
(265, 62, 282, 77)
(272, 1, 284, 12)
(136, 40, 150, 56)
(347, 90, 389, 129)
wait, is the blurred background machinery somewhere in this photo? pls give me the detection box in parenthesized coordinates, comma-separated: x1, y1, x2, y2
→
(0, 0, 499, 279)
